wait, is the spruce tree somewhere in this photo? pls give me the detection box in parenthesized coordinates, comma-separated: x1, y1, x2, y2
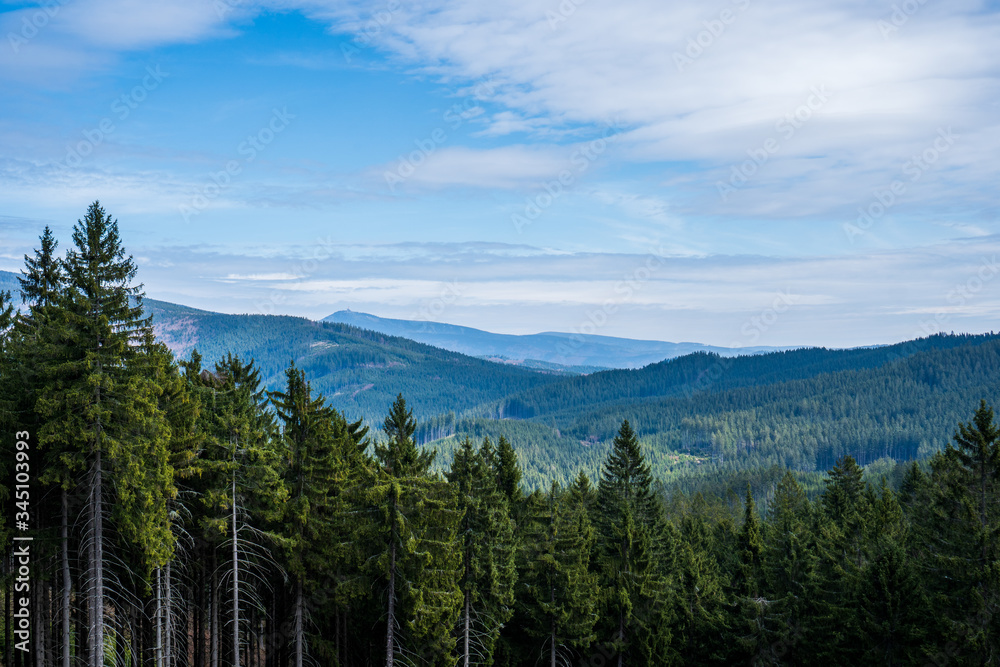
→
(915, 400, 1000, 662)
(269, 362, 341, 667)
(759, 472, 815, 663)
(33, 202, 175, 666)
(522, 481, 599, 667)
(446, 437, 517, 666)
(594, 420, 672, 665)
(369, 394, 461, 666)
(671, 494, 728, 664)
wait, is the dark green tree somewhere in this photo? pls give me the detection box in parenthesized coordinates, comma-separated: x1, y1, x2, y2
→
(522, 481, 599, 666)
(369, 394, 462, 666)
(446, 437, 516, 666)
(595, 420, 672, 665)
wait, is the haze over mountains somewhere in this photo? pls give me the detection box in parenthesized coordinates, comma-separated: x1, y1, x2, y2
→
(324, 309, 789, 372)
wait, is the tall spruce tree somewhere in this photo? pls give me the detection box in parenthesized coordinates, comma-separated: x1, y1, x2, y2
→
(446, 437, 517, 666)
(521, 481, 599, 667)
(268, 362, 342, 667)
(370, 394, 462, 667)
(33, 202, 175, 666)
(915, 400, 1000, 663)
(759, 472, 815, 664)
(595, 420, 672, 665)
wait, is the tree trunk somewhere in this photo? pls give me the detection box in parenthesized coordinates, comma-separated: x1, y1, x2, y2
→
(294, 577, 303, 667)
(165, 559, 172, 667)
(233, 468, 240, 667)
(92, 448, 105, 667)
(62, 490, 71, 667)
(463, 590, 471, 667)
(386, 541, 396, 667)
(211, 552, 218, 667)
(155, 567, 163, 667)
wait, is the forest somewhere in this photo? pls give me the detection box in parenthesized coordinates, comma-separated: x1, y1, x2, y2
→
(2, 202, 1000, 666)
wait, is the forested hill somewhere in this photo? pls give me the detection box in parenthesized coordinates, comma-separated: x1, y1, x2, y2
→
(422, 333, 1000, 487)
(479, 332, 996, 420)
(143, 297, 564, 424)
(325, 308, 789, 369)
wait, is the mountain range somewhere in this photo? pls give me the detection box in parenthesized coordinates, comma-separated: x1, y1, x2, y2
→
(4, 268, 998, 490)
(323, 309, 788, 371)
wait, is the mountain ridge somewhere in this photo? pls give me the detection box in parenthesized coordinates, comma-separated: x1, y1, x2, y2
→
(323, 308, 792, 371)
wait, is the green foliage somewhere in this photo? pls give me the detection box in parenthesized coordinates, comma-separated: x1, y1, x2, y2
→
(520, 481, 599, 665)
(446, 437, 517, 664)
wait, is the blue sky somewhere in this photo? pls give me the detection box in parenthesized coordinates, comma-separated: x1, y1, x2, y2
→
(1, 0, 999, 348)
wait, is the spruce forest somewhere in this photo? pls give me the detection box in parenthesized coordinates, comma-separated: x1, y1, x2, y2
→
(5, 202, 1000, 667)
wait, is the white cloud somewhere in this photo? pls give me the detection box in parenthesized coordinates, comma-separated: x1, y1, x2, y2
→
(306, 0, 1000, 217)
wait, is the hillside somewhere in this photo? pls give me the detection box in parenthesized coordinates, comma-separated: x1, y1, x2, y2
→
(423, 333, 1000, 487)
(324, 309, 789, 370)
(143, 298, 564, 425)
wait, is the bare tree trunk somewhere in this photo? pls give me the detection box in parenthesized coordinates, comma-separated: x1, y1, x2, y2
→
(233, 469, 240, 667)
(211, 553, 218, 667)
(62, 490, 71, 667)
(165, 560, 172, 667)
(155, 567, 163, 667)
(551, 620, 556, 667)
(463, 590, 470, 667)
(386, 541, 396, 667)
(92, 448, 105, 667)
(294, 577, 303, 667)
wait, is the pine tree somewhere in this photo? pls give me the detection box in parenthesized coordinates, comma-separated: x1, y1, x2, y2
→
(369, 394, 462, 666)
(914, 400, 1000, 663)
(521, 481, 599, 667)
(730, 484, 769, 664)
(759, 472, 814, 664)
(33, 202, 175, 666)
(671, 494, 728, 665)
(594, 420, 672, 665)
(853, 478, 929, 666)
(268, 362, 343, 667)
(194, 353, 284, 667)
(446, 437, 517, 666)
(495, 435, 523, 508)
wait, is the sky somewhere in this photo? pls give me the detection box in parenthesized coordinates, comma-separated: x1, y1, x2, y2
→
(1, 0, 999, 348)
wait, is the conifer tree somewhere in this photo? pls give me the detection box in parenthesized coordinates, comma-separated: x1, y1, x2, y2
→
(521, 481, 599, 667)
(495, 435, 523, 508)
(853, 478, 929, 666)
(33, 202, 175, 666)
(915, 400, 1000, 662)
(594, 420, 672, 665)
(369, 394, 461, 666)
(730, 485, 769, 663)
(446, 437, 516, 666)
(759, 472, 815, 664)
(671, 494, 728, 664)
(268, 362, 343, 667)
